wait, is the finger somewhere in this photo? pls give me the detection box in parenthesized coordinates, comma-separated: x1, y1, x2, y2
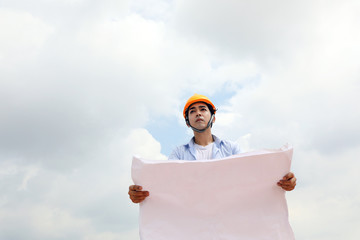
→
(129, 185, 143, 191)
(279, 183, 294, 189)
(283, 172, 294, 180)
(278, 180, 291, 185)
(131, 195, 148, 200)
(281, 177, 297, 184)
(278, 180, 296, 186)
(132, 199, 142, 203)
(132, 198, 146, 203)
(279, 183, 292, 189)
(129, 191, 149, 197)
(277, 181, 285, 186)
(278, 181, 296, 190)
(131, 195, 149, 202)
(282, 185, 295, 191)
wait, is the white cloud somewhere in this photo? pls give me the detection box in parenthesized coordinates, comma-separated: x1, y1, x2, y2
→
(84, 229, 139, 240)
(122, 128, 167, 160)
(0, 128, 165, 239)
(287, 145, 360, 239)
(17, 166, 39, 191)
(0, 8, 54, 67)
(172, 0, 318, 61)
(130, 0, 174, 21)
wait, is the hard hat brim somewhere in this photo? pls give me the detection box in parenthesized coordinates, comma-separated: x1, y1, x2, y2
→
(183, 94, 216, 118)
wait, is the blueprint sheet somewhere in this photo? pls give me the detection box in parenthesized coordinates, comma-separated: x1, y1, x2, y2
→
(131, 146, 295, 240)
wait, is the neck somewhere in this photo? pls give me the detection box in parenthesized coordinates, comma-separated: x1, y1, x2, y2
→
(193, 129, 214, 146)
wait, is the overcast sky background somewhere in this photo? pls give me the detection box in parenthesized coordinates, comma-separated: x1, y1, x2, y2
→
(1, 0, 359, 239)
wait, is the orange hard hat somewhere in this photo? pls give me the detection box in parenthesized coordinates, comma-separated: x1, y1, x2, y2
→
(183, 94, 216, 118)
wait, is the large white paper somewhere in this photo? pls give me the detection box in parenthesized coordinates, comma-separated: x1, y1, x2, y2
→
(131, 146, 295, 240)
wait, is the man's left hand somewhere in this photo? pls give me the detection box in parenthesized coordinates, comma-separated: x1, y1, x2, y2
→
(277, 172, 296, 191)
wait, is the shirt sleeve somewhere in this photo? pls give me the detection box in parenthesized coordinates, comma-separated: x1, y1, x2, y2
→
(232, 141, 241, 155)
(168, 147, 180, 160)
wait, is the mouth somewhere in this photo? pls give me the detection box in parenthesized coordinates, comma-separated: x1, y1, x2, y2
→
(196, 119, 204, 122)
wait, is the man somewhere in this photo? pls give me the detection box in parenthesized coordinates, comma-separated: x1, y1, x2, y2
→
(129, 94, 297, 203)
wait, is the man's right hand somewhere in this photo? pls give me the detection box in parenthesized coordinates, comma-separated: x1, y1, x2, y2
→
(128, 185, 149, 203)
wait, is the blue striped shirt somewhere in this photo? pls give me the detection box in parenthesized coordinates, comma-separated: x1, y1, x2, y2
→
(168, 135, 241, 160)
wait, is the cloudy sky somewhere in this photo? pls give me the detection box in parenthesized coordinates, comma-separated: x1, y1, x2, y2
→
(1, 0, 359, 239)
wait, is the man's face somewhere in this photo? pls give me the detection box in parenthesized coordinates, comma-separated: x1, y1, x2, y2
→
(187, 102, 214, 128)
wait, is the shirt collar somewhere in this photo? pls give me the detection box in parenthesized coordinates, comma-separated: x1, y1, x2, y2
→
(184, 135, 223, 160)
(187, 135, 223, 149)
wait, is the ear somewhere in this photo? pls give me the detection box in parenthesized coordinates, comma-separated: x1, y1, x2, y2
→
(212, 115, 216, 123)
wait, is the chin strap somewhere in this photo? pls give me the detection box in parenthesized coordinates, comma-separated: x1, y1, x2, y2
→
(188, 114, 215, 133)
